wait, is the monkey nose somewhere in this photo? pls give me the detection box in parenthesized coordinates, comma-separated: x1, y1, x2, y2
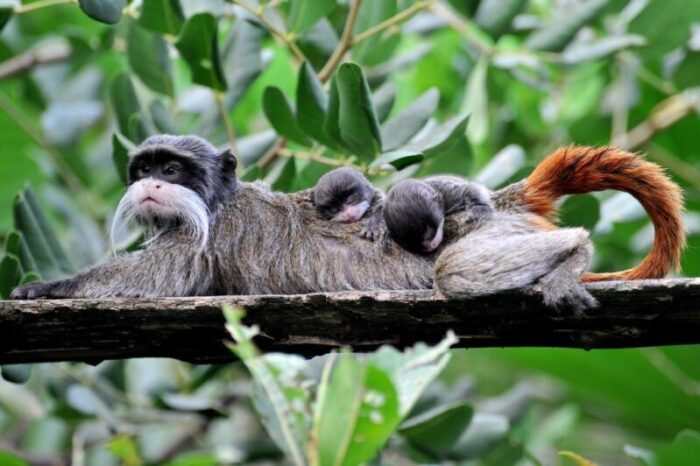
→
(423, 226, 444, 252)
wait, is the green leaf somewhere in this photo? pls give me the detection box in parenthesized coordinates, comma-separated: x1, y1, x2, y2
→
(370, 150, 424, 170)
(474, 0, 526, 37)
(0, 254, 21, 298)
(242, 164, 262, 182)
(13, 188, 69, 279)
(296, 62, 338, 148)
(463, 56, 489, 144)
(0, 451, 29, 466)
(367, 332, 457, 416)
(653, 430, 700, 466)
(267, 157, 297, 192)
(630, 1, 700, 61)
(560, 194, 600, 230)
(107, 435, 142, 465)
(237, 130, 277, 166)
(127, 21, 174, 96)
(449, 414, 510, 460)
(525, 0, 609, 52)
(1, 364, 32, 384)
(78, 0, 126, 24)
(0, 1, 16, 32)
(405, 114, 471, 166)
(332, 63, 383, 160)
(149, 100, 178, 134)
(352, 0, 400, 66)
(109, 73, 149, 143)
(474, 145, 526, 189)
(222, 19, 266, 109)
(400, 402, 474, 457)
(288, 0, 336, 34)
(314, 355, 400, 466)
(20, 272, 41, 285)
(24, 188, 72, 274)
(224, 307, 308, 466)
(138, 0, 185, 35)
(263, 86, 312, 147)
(673, 51, 700, 88)
(175, 13, 226, 91)
(380, 88, 439, 151)
(112, 133, 133, 184)
(297, 18, 338, 70)
(324, 75, 343, 148)
(7, 231, 38, 277)
(371, 80, 396, 123)
(562, 34, 646, 64)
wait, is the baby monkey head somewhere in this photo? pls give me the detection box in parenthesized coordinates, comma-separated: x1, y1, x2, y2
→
(112, 135, 238, 250)
(384, 179, 445, 254)
(314, 167, 373, 223)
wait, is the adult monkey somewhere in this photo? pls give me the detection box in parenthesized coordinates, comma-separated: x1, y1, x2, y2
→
(11, 136, 684, 312)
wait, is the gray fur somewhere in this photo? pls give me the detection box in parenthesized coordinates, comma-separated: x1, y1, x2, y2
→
(11, 135, 598, 311)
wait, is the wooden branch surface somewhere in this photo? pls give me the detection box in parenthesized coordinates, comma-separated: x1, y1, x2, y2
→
(1, 279, 699, 364)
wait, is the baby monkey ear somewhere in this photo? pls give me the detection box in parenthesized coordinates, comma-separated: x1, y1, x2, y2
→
(219, 149, 238, 175)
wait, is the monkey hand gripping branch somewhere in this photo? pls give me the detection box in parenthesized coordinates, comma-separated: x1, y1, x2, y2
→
(9, 136, 685, 315)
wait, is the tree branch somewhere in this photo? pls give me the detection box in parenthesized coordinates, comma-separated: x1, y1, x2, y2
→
(0, 41, 71, 81)
(2, 279, 700, 364)
(318, 0, 363, 83)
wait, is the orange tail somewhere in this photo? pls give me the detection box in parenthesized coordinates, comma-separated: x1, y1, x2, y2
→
(522, 146, 685, 281)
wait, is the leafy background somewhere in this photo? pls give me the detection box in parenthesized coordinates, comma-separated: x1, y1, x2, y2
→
(0, 0, 700, 464)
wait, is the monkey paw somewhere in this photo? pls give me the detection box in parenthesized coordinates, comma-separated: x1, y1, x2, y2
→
(538, 277, 598, 315)
(360, 223, 384, 242)
(11, 282, 62, 300)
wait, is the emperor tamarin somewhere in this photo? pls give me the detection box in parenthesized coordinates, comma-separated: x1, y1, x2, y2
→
(11, 136, 686, 313)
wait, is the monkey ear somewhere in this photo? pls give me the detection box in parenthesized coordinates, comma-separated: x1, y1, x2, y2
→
(219, 149, 237, 175)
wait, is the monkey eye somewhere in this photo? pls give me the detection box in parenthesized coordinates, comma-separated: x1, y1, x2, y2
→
(139, 164, 151, 174)
(163, 164, 180, 176)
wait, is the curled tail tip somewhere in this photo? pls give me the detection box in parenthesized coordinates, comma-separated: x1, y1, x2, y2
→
(524, 144, 686, 281)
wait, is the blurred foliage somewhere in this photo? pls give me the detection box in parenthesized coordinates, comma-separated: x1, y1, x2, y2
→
(1, 0, 700, 464)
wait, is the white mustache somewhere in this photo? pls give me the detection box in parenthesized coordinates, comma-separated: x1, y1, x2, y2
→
(110, 180, 210, 254)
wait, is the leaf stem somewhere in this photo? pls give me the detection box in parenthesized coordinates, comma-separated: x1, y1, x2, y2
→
(14, 0, 77, 14)
(230, 0, 306, 62)
(214, 91, 238, 158)
(318, 0, 363, 83)
(352, 0, 433, 45)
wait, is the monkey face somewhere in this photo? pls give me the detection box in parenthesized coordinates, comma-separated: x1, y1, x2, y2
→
(384, 180, 446, 254)
(314, 167, 373, 223)
(110, 135, 238, 250)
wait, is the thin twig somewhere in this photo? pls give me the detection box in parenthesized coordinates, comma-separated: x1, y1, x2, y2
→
(214, 91, 238, 157)
(429, 1, 493, 55)
(318, 0, 363, 83)
(618, 90, 700, 151)
(278, 148, 356, 168)
(353, 0, 432, 45)
(259, 138, 287, 170)
(14, 0, 76, 14)
(646, 143, 700, 192)
(0, 41, 71, 81)
(230, 0, 305, 61)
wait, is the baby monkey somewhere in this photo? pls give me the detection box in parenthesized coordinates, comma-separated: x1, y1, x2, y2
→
(313, 167, 384, 240)
(384, 176, 494, 253)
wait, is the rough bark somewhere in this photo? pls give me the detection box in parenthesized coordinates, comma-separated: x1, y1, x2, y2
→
(1, 279, 699, 364)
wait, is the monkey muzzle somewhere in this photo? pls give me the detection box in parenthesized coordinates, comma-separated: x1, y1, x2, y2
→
(334, 200, 370, 223)
(422, 222, 444, 253)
